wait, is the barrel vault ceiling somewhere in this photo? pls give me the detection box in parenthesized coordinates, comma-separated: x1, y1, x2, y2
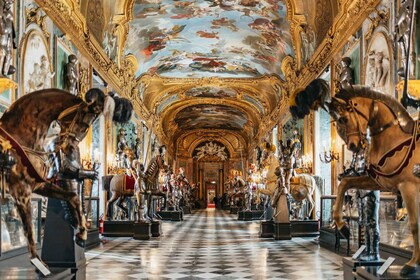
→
(50, 0, 340, 156)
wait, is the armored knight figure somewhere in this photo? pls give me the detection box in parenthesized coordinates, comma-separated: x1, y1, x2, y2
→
(64, 54, 79, 96)
(339, 57, 354, 88)
(48, 89, 102, 232)
(134, 161, 149, 222)
(0, 0, 16, 76)
(339, 150, 380, 261)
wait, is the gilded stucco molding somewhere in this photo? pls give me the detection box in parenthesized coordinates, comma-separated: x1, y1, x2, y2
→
(25, 5, 50, 43)
(35, 0, 151, 123)
(282, 0, 381, 97)
(138, 73, 281, 112)
(285, 0, 308, 70)
(176, 130, 246, 160)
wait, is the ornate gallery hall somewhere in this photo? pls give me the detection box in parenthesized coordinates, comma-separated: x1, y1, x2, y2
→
(0, 0, 419, 279)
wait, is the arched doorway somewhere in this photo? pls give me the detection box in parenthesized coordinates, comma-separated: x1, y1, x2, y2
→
(192, 141, 229, 208)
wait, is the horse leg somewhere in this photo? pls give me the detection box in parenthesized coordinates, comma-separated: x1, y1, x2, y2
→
(333, 178, 355, 238)
(117, 194, 129, 219)
(33, 182, 87, 246)
(106, 192, 119, 220)
(333, 176, 378, 238)
(306, 192, 315, 219)
(399, 182, 420, 275)
(9, 183, 38, 259)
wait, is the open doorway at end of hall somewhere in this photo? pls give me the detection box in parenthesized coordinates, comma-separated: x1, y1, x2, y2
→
(206, 181, 217, 208)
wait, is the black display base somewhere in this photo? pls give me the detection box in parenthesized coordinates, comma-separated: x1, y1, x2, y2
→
(343, 257, 385, 280)
(102, 221, 134, 237)
(259, 220, 274, 238)
(379, 242, 412, 266)
(156, 211, 183, 221)
(239, 210, 264, 221)
(86, 228, 100, 249)
(319, 227, 350, 255)
(42, 199, 86, 269)
(183, 206, 191, 214)
(290, 220, 319, 237)
(355, 265, 420, 280)
(230, 207, 239, 214)
(273, 222, 291, 240)
(133, 222, 151, 240)
(151, 220, 162, 237)
(0, 267, 74, 280)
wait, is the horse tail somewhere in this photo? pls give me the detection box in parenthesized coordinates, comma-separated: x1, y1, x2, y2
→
(312, 175, 324, 196)
(102, 175, 114, 191)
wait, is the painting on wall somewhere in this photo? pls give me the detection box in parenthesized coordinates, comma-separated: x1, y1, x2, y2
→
(126, 0, 294, 78)
(364, 32, 392, 95)
(185, 87, 237, 98)
(175, 104, 247, 131)
(22, 30, 54, 94)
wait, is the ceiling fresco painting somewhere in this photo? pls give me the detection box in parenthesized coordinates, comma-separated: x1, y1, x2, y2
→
(127, 0, 293, 78)
(242, 94, 265, 115)
(174, 104, 248, 131)
(185, 87, 237, 98)
(156, 94, 181, 114)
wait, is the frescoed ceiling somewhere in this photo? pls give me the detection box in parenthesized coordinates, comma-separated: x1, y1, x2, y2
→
(126, 0, 293, 78)
(73, 0, 337, 154)
(175, 104, 248, 131)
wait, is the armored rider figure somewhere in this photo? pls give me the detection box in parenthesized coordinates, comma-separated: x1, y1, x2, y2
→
(47, 89, 103, 245)
(0, 0, 16, 76)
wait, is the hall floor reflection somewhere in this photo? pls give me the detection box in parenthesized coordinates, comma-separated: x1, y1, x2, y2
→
(86, 209, 343, 279)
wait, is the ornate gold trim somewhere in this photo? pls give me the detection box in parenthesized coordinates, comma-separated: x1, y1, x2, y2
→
(34, 0, 150, 122)
(25, 5, 50, 43)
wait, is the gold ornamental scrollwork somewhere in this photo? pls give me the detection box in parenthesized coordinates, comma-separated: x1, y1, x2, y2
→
(34, 0, 150, 123)
(25, 5, 50, 43)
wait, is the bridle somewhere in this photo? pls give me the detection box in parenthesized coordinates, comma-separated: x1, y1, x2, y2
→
(339, 99, 398, 149)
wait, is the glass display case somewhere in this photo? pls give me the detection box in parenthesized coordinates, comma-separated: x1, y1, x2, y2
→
(85, 197, 99, 230)
(379, 192, 414, 259)
(1, 194, 42, 259)
(319, 194, 361, 254)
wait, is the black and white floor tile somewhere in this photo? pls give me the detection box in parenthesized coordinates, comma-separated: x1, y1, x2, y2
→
(86, 209, 343, 279)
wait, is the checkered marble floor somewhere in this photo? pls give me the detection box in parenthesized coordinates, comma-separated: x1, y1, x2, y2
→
(86, 209, 343, 279)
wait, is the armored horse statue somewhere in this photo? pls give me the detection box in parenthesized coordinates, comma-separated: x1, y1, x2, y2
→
(290, 79, 420, 275)
(137, 145, 168, 221)
(227, 175, 246, 207)
(103, 148, 137, 220)
(0, 88, 132, 265)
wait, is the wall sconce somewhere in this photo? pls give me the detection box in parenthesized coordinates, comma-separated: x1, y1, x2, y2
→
(319, 149, 339, 163)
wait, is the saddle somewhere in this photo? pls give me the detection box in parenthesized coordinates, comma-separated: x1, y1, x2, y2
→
(123, 175, 135, 192)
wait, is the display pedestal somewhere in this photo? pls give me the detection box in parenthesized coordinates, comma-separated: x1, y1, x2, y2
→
(273, 222, 291, 240)
(379, 243, 412, 266)
(355, 265, 420, 279)
(290, 220, 319, 237)
(102, 221, 134, 237)
(343, 257, 385, 280)
(240, 210, 264, 221)
(133, 222, 151, 240)
(156, 210, 183, 221)
(259, 220, 274, 238)
(230, 206, 239, 214)
(41, 199, 86, 271)
(182, 206, 191, 214)
(0, 267, 73, 280)
(151, 220, 162, 237)
(86, 228, 100, 249)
